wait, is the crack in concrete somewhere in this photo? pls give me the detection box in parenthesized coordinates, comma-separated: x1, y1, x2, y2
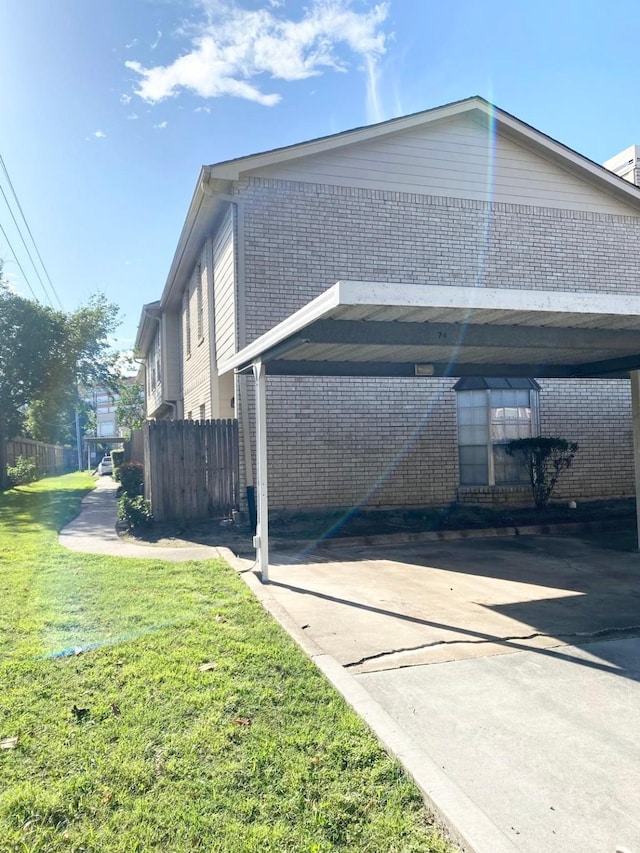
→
(344, 623, 640, 669)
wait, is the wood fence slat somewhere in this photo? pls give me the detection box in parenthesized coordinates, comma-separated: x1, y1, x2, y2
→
(143, 418, 239, 523)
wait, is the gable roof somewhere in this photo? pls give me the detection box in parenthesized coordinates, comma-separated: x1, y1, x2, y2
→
(156, 97, 640, 313)
(206, 96, 640, 208)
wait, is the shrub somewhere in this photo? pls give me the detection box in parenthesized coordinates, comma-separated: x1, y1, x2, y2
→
(506, 436, 579, 510)
(111, 449, 125, 470)
(7, 456, 39, 487)
(117, 494, 152, 530)
(117, 461, 144, 497)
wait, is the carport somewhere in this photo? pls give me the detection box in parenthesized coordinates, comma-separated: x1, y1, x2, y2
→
(219, 280, 640, 581)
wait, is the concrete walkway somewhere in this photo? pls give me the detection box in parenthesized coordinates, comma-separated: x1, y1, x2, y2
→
(59, 477, 228, 562)
(59, 483, 640, 853)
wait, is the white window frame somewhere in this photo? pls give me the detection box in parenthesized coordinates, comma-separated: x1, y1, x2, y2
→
(456, 383, 540, 487)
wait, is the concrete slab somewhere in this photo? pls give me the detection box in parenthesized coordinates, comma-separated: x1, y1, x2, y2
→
(358, 639, 640, 853)
(258, 537, 640, 853)
(265, 536, 640, 672)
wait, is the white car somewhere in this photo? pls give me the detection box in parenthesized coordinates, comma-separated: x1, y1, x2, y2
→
(97, 455, 113, 476)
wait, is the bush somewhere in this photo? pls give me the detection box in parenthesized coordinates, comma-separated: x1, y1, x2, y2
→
(506, 436, 579, 510)
(111, 449, 125, 470)
(117, 494, 152, 530)
(117, 461, 144, 497)
(7, 456, 39, 487)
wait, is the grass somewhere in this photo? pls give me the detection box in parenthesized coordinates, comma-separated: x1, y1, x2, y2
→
(0, 474, 452, 853)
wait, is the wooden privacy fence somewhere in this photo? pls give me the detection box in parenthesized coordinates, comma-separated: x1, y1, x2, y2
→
(143, 419, 240, 522)
(5, 438, 66, 475)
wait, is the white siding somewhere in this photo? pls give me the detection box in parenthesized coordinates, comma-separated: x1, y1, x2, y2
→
(252, 114, 639, 216)
(146, 326, 163, 416)
(182, 247, 213, 418)
(213, 207, 237, 365)
(161, 310, 180, 401)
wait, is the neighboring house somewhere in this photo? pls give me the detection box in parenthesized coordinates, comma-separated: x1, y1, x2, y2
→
(86, 378, 136, 439)
(136, 96, 640, 514)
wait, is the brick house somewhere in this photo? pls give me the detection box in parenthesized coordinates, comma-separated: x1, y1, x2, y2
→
(135, 97, 640, 537)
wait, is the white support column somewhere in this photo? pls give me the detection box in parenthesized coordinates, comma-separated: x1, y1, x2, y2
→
(253, 360, 269, 581)
(630, 370, 640, 551)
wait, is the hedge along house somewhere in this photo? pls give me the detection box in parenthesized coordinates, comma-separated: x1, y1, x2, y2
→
(135, 96, 640, 576)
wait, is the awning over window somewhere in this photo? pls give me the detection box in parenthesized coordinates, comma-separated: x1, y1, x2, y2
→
(453, 377, 541, 391)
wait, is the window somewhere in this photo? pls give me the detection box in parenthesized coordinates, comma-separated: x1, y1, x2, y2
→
(199, 403, 206, 421)
(196, 263, 204, 341)
(183, 288, 191, 358)
(455, 378, 540, 487)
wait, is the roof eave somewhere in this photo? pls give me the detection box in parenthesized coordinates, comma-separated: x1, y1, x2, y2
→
(134, 301, 161, 356)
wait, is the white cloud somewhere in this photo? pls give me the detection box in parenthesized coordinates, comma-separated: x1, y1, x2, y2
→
(153, 120, 168, 129)
(125, 0, 389, 106)
(194, 105, 211, 113)
(151, 30, 162, 50)
(127, 113, 139, 120)
(125, 38, 139, 49)
(120, 93, 132, 104)
(93, 130, 107, 138)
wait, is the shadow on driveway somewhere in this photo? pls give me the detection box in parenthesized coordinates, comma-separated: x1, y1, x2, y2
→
(264, 533, 640, 681)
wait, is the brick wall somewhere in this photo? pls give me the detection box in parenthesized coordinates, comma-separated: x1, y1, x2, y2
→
(237, 177, 640, 343)
(231, 178, 639, 510)
(539, 378, 634, 500)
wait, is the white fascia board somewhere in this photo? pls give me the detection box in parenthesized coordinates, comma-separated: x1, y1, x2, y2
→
(336, 281, 640, 316)
(338, 280, 640, 316)
(134, 303, 161, 356)
(219, 280, 640, 374)
(218, 283, 344, 373)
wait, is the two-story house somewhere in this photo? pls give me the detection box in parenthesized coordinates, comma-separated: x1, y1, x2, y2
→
(135, 96, 640, 543)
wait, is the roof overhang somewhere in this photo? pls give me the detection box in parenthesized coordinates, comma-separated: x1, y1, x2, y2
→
(134, 301, 161, 356)
(219, 281, 640, 380)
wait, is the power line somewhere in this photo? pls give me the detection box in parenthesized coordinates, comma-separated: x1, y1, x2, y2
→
(0, 220, 39, 301)
(0, 153, 63, 309)
(0, 183, 54, 307)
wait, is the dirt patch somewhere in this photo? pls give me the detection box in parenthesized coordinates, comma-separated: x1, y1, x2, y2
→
(131, 497, 636, 551)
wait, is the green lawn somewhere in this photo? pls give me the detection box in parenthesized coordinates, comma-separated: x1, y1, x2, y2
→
(0, 474, 452, 853)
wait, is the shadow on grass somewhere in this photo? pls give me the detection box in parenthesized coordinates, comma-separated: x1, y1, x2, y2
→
(0, 477, 93, 534)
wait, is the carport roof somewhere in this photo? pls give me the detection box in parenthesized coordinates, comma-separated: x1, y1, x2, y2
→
(218, 281, 640, 380)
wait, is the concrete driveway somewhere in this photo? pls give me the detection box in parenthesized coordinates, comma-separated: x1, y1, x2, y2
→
(262, 534, 640, 853)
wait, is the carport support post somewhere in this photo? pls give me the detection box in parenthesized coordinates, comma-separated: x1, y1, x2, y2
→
(253, 360, 269, 581)
(630, 370, 640, 550)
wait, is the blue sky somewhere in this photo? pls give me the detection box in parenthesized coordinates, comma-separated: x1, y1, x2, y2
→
(1, 0, 640, 350)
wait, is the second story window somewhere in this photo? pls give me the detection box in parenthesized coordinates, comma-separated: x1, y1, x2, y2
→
(183, 287, 191, 358)
(196, 263, 204, 341)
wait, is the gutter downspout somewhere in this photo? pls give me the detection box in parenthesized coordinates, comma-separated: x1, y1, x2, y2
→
(201, 172, 256, 530)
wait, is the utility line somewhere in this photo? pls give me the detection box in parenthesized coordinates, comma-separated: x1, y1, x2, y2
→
(0, 220, 39, 301)
(0, 153, 63, 309)
(0, 183, 54, 308)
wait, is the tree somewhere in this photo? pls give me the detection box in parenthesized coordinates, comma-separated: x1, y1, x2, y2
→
(115, 381, 145, 435)
(506, 436, 579, 510)
(0, 271, 120, 487)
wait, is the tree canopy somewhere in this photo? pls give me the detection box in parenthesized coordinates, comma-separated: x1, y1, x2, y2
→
(0, 274, 120, 445)
(115, 380, 145, 435)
